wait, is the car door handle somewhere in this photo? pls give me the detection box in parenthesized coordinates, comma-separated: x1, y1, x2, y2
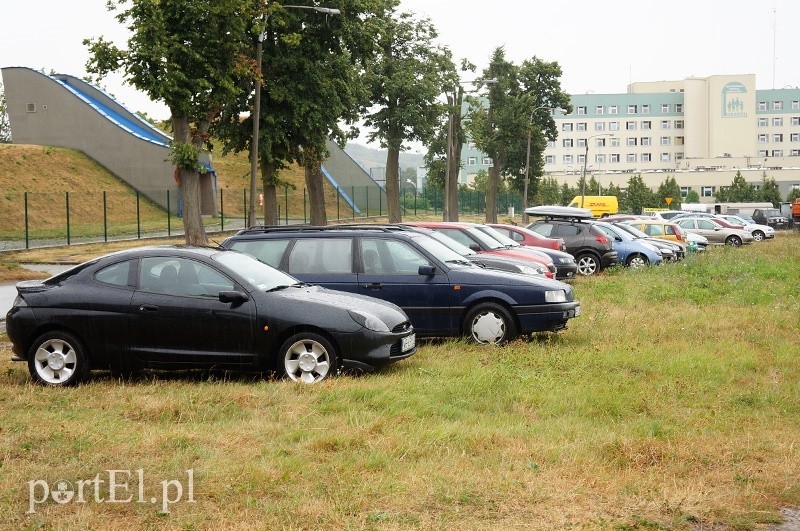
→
(138, 305, 159, 312)
(363, 283, 381, 290)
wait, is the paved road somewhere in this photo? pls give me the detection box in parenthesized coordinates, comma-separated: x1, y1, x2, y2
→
(0, 264, 73, 332)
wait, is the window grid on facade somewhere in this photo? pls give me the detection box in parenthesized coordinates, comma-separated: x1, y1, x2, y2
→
(595, 122, 606, 131)
(576, 106, 586, 115)
(701, 186, 714, 197)
(596, 106, 604, 115)
(627, 105, 637, 114)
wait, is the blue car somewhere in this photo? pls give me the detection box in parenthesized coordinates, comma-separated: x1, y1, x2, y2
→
(222, 225, 581, 344)
(592, 222, 663, 267)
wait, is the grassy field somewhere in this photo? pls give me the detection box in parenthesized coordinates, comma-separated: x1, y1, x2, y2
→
(1, 233, 799, 529)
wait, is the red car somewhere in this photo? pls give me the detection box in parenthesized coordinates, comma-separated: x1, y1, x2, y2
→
(487, 223, 566, 251)
(403, 221, 556, 279)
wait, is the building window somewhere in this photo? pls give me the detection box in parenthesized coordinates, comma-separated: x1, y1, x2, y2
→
(675, 153, 684, 161)
(757, 150, 768, 157)
(627, 105, 637, 114)
(701, 186, 715, 197)
(793, 101, 800, 110)
(576, 106, 587, 115)
(547, 140, 556, 148)
(674, 120, 684, 129)
(758, 101, 767, 111)
(609, 105, 618, 115)
(545, 155, 555, 164)
(577, 122, 587, 131)
(773, 117, 783, 127)
(562, 123, 573, 132)
(772, 150, 783, 157)
(791, 133, 800, 142)
(660, 120, 670, 129)
(627, 153, 637, 163)
(611, 137, 620, 147)
(626, 121, 636, 130)
(675, 104, 683, 113)
(595, 122, 606, 131)
(563, 155, 573, 164)
(467, 157, 477, 165)
(563, 139, 573, 148)
(758, 134, 768, 143)
(626, 137, 637, 146)
(610, 153, 620, 163)
(773, 101, 783, 110)
(595, 154, 606, 164)
(661, 104, 670, 113)
(676, 136, 684, 145)
(642, 121, 651, 130)
(641, 137, 651, 146)
(641, 153, 652, 162)
(577, 154, 586, 164)
(774, 134, 783, 142)
(609, 122, 620, 131)
(660, 136, 671, 146)
(596, 138, 607, 147)
(791, 150, 800, 156)
(758, 117, 768, 127)
(577, 138, 587, 148)
(792, 117, 800, 126)
(641, 104, 650, 114)
(596, 105, 604, 115)
(660, 153, 671, 162)
(680, 186, 691, 197)
(482, 157, 492, 165)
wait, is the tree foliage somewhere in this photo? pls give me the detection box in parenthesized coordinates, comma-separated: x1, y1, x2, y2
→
(533, 176, 562, 206)
(758, 174, 782, 207)
(363, 6, 453, 223)
(621, 174, 654, 214)
(85, 0, 254, 245)
(715, 171, 757, 202)
(656, 175, 682, 209)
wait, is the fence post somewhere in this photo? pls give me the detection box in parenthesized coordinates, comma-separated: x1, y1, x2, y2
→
(284, 186, 289, 225)
(352, 186, 355, 219)
(136, 191, 141, 239)
(103, 191, 108, 242)
(243, 189, 247, 227)
(66, 192, 71, 245)
(336, 187, 340, 221)
(414, 187, 417, 215)
(24, 192, 29, 249)
(167, 190, 171, 237)
(379, 187, 382, 217)
(303, 188, 307, 223)
(366, 187, 369, 218)
(219, 189, 224, 232)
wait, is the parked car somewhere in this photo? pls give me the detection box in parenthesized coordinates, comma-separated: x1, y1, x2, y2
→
(222, 226, 581, 344)
(610, 222, 686, 261)
(6, 246, 417, 386)
(673, 217, 753, 246)
(592, 222, 664, 267)
(715, 214, 775, 241)
(404, 221, 557, 279)
(650, 210, 687, 220)
(484, 224, 578, 280)
(486, 223, 566, 251)
(752, 208, 790, 230)
(623, 219, 703, 250)
(524, 206, 618, 276)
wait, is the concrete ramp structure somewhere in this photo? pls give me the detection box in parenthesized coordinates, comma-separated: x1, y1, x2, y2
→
(1, 67, 216, 215)
(323, 140, 387, 216)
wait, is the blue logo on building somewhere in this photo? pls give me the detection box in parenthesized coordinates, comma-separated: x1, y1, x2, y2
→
(722, 82, 748, 118)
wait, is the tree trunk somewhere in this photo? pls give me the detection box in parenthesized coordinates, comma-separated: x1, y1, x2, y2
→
(486, 155, 501, 223)
(445, 89, 463, 222)
(171, 115, 208, 246)
(305, 159, 327, 226)
(385, 143, 402, 223)
(261, 161, 279, 225)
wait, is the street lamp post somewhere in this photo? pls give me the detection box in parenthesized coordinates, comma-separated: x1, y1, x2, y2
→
(579, 133, 612, 209)
(522, 105, 556, 224)
(248, 5, 340, 227)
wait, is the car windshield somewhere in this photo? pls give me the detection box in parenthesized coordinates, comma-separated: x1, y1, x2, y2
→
(212, 250, 299, 291)
(408, 233, 474, 267)
(613, 223, 648, 239)
(422, 229, 477, 256)
(475, 226, 520, 247)
(597, 223, 632, 241)
(464, 227, 506, 250)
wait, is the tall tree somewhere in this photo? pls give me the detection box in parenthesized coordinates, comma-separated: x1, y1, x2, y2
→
(85, 0, 253, 245)
(622, 174, 654, 214)
(656, 175, 682, 209)
(0, 82, 11, 143)
(363, 7, 452, 223)
(758, 174, 782, 206)
(718, 170, 757, 202)
(467, 48, 570, 222)
(534, 176, 561, 206)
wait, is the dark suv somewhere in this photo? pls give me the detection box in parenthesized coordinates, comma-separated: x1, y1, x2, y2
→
(222, 225, 580, 344)
(525, 206, 618, 276)
(752, 208, 790, 229)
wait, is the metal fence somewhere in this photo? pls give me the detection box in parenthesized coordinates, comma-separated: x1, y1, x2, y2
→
(0, 186, 523, 250)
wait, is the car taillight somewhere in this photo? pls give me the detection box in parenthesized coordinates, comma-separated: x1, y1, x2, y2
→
(595, 234, 609, 245)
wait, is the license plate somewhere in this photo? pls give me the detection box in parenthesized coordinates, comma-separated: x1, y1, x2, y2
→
(401, 334, 416, 352)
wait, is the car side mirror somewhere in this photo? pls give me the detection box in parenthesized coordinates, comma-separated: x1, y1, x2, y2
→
(219, 290, 249, 305)
(469, 243, 481, 252)
(615, 236, 622, 242)
(418, 265, 436, 276)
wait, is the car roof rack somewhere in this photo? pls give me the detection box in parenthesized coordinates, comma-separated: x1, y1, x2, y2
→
(524, 205, 593, 221)
(235, 224, 409, 235)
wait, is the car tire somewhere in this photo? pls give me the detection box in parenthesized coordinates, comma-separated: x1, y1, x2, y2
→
(725, 235, 742, 247)
(280, 332, 338, 384)
(626, 254, 648, 268)
(27, 331, 90, 387)
(575, 253, 600, 276)
(463, 302, 518, 344)
(752, 230, 765, 242)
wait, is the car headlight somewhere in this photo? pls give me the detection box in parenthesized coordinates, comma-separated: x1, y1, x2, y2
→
(545, 290, 567, 303)
(519, 265, 544, 276)
(348, 310, 390, 332)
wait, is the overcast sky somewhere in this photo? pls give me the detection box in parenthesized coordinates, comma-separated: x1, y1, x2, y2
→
(2, 1, 798, 126)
